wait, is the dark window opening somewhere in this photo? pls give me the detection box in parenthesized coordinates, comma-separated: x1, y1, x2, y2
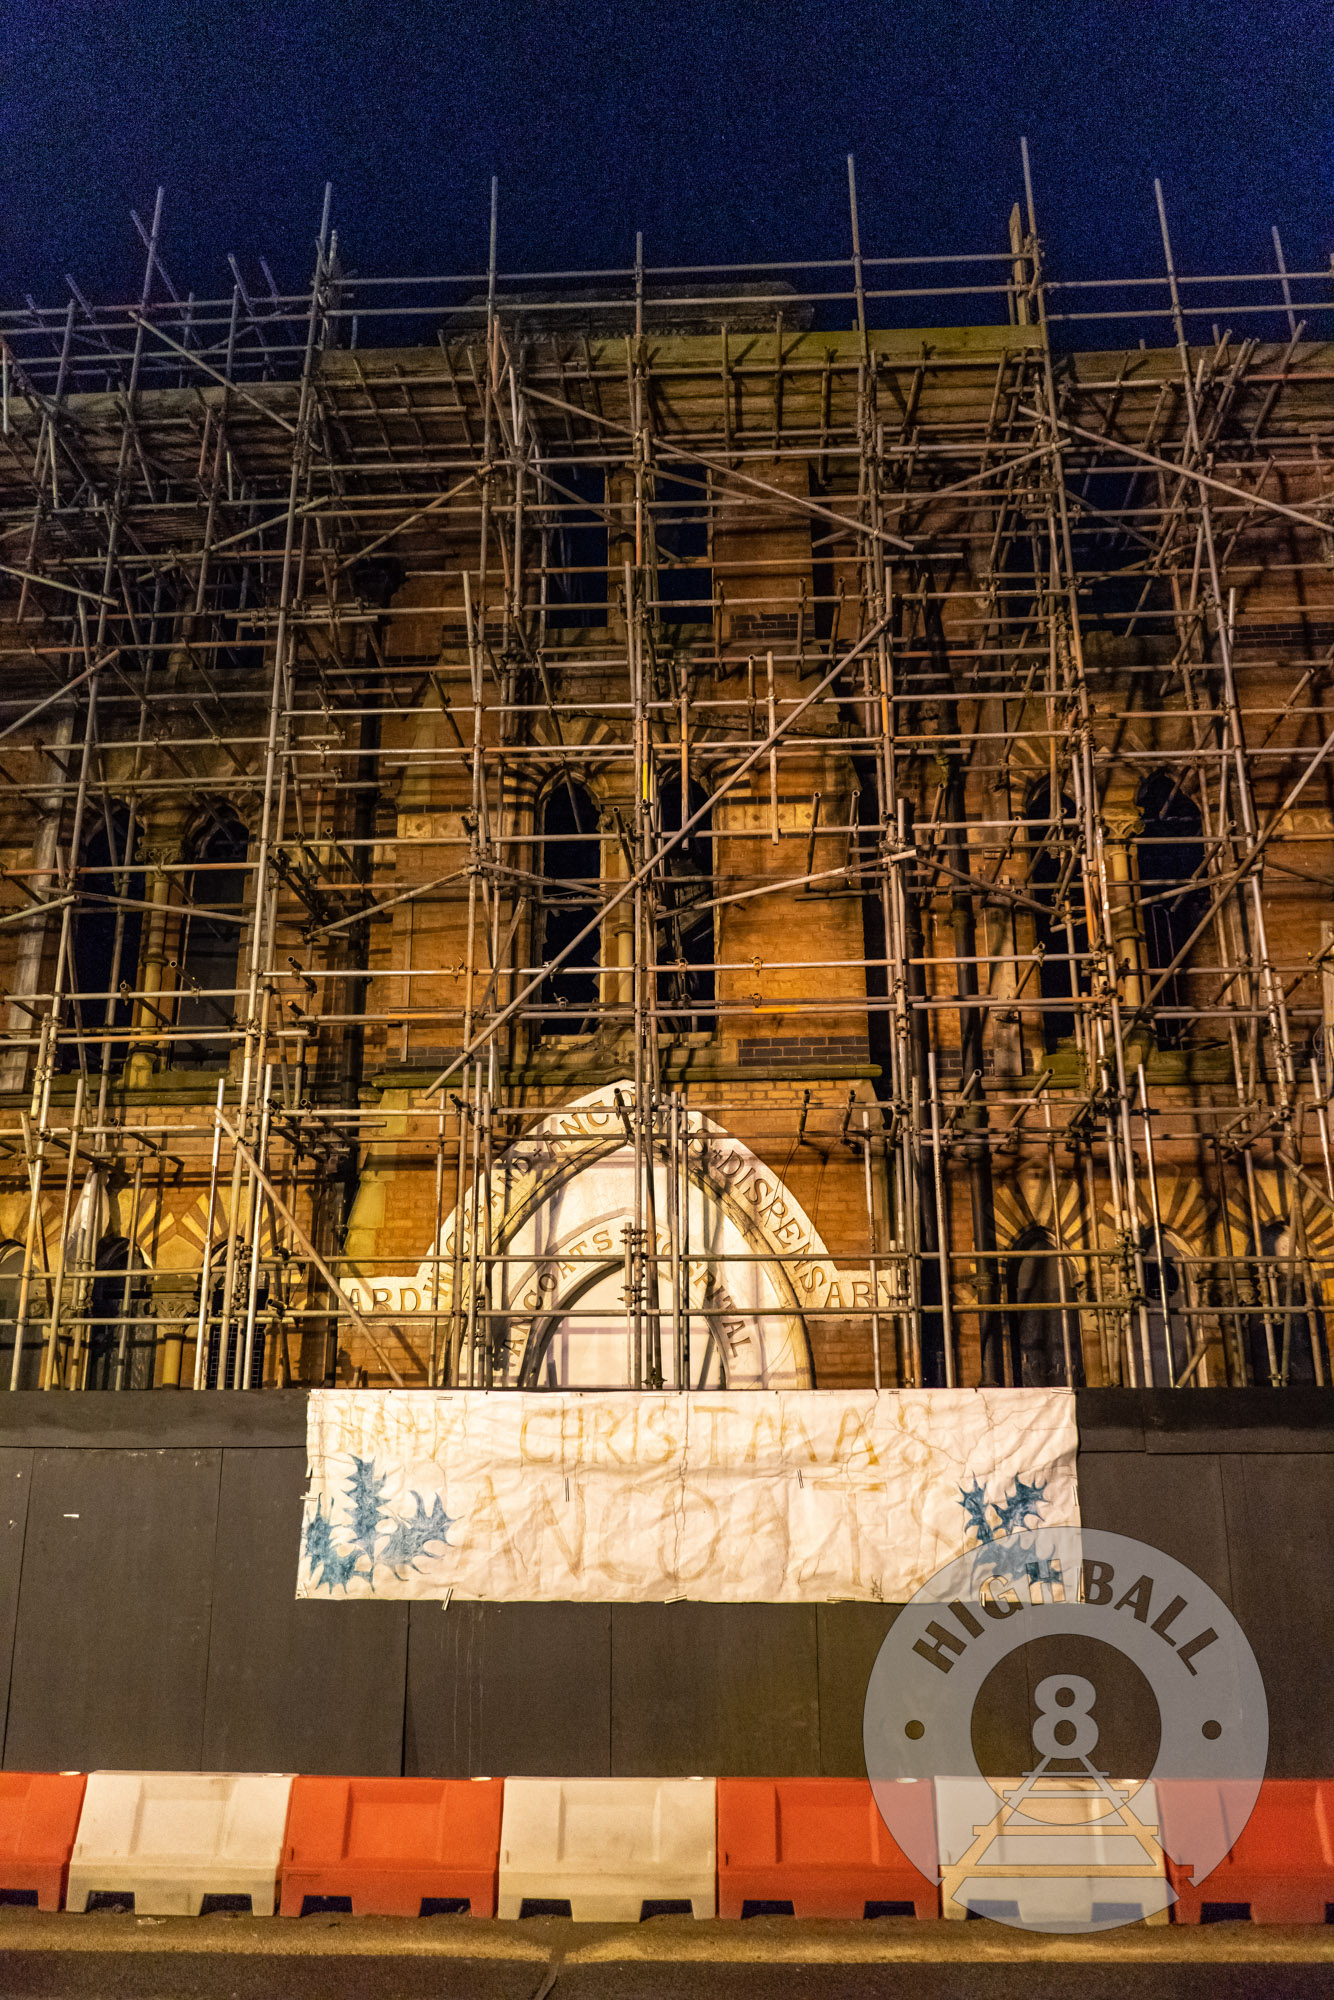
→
(119, 570, 179, 675)
(1027, 783, 1088, 1052)
(203, 1268, 269, 1390)
(62, 807, 144, 1073)
(1136, 771, 1206, 1051)
(1004, 1226, 1083, 1388)
(1138, 1225, 1185, 1389)
(995, 512, 1041, 638)
(0, 1240, 36, 1390)
(655, 773, 714, 1033)
(1245, 1219, 1328, 1387)
(85, 1234, 155, 1391)
(210, 566, 264, 672)
(545, 463, 608, 628)
(808, 470, 840, 646)
(653, 467, 712, 624)
(538, 781, 601, 1032)
(856, 773, 895, 1093)
(175, 812, 248, 1069)
(1070, 469, 1175, 637)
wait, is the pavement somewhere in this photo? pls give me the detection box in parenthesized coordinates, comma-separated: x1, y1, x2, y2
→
(2, 1911, 1334, 2000)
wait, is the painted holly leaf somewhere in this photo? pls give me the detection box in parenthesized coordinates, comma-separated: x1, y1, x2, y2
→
(380, 1492, 455, 1575)
(959, 1478, 996, 1545)
(995, 1475, 1047, 1533)
(304, 1500, 363, 1593)
(346, 1456, 389, 1558)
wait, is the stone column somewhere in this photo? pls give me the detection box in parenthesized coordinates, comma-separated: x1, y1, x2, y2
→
(1102, 801, 1146, 1016)
(150, 1271, 196, 1389)
(0, 710, 75, 1093)
(601, 807, 634, 1016)
(126, 829, 183, 1088)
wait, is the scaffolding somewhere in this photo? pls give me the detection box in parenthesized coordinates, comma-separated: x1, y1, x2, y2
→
(1, 157, 1332, 1395)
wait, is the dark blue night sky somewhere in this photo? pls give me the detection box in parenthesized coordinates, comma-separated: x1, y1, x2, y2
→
(2, 0, 1330, 311)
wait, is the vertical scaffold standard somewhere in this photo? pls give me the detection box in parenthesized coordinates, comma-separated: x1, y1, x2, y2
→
(1, 159, 1332, 1396)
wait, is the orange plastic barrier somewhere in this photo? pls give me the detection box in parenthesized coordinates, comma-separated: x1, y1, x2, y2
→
(716, 1778, 939, 1919)
(0, 1773, 88, 1911)
(1161, 1779, 1334, 1924)
(278, 1777, 503, 1918)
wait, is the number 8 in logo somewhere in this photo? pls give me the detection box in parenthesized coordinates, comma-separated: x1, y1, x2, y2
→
(1031, 1673, 1100, 1761)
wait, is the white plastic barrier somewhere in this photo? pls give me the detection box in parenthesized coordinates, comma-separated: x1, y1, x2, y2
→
(933, 1776, 1168, 1928)
(66, 1772, 295, 1918)
(497, 1777, 716, 1921)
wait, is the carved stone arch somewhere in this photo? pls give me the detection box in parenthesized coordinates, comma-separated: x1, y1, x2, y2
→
(992, 1170, 1092, 1255)
(1224, 1170, 1334, 1264)
(417, 1080, 823, 1387)
(180, 795, 251, 861)
(1023, 771, 1077, 819)
(1151, 1170, 1216, 1263)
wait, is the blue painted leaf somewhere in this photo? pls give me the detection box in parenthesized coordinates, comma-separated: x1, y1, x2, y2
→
(994, 1475, 1047, 1534)
(345, 1456, 390, 1558)
(959, 1478, 996, 1545)
(304, 1500, 363, 1593)
(380, 1492, 455, 1575)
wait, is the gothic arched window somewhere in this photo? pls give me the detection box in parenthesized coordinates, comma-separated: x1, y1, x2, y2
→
(63, 805, 143, 1072)
(0, 1240, 35, 1389)
(1027, 781, 1088, 1052)
(176, 811, 248, 1068)
(1137, 771, 1206, 1050)
(1246, 1219, 1328, 1387)
(545, 463, 608, 628)
(1004, 1226, 1083, 1387)
(655, 772, 714, 1033)
(202, 1263, 269, 1390)
(85, 1234, 154, 1390)
(537, 780, 601, 1033)
(653, 466, 713, 624)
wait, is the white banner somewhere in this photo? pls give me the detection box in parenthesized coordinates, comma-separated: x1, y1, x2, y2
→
(298, 1388, 1079, 1604)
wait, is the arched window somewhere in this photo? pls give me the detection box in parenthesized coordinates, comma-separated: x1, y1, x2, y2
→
(1027, 781, 1088, 1052)
(176, 811, 248, 1069)
(1137, 1224, 1190, 1388)
(537, 781, 601, 1033)
(1137, 772, 1206, 1050)
(545, 464, 608, 628)
(84, 1234, 155, 1390)
(0, 1240, 36, 1390)
(121, 569, 179, 676)
(653, 466, 713, 624)
(209, 564, 264, 672)
(63, 806, 143, 1072)
(655, 771, 714, 1033)
(1246, 1219, 1328, 1387)
(1004, 1226, 1083, 1386)
(202, 1266, 268, 1390)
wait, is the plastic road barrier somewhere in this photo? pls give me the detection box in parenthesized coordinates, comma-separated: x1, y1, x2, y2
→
(0, 1773, 88, 1912)
(65, 1772, 295, 1917)
(279, 1776, 504, 1917)
(934, 1777, 1168, 1927)
(497, 1777, 716, 1922)
(1161, 1779, 1334, 1924)
(717, 1777, 939, 1918)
